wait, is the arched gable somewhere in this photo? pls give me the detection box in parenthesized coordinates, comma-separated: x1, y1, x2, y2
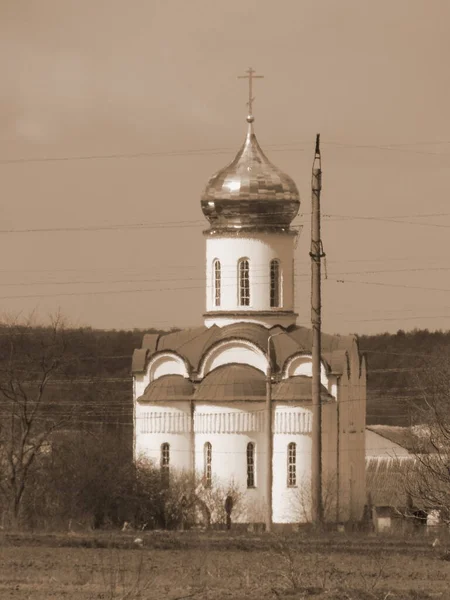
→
(282, 353, 330, 387)
(146, 351, 190, 383)
(198, 338, 268, 379)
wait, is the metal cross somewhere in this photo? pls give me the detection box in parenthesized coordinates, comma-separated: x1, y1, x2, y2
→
(238, 67, 264, 118)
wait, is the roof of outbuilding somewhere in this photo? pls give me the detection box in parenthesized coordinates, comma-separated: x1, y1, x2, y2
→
(132, 323, 358, 377)
(366, 457, 410, 507)
(194, 364, 266, 402)
(138, 374, 194, 402)
(367, 425, 432, 454)
(273, 376, 333, 402)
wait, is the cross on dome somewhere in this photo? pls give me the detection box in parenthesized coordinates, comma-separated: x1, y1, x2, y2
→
(238, 67, 264, 123)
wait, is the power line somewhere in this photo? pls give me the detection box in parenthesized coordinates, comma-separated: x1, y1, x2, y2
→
(2, 138, 450, 167)
(0, 142, 310, 166)
(330, 278, 450, 294)
(0, 210, 448, 236)
(324, 213, 450, 230)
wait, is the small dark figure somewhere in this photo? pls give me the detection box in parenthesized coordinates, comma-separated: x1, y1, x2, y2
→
(180, 494, 187, 531)
(225, 495, 234, 530)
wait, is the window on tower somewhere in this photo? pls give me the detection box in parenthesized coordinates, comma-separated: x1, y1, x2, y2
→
(247, 442, 255, 488)
(204, 442, 212, 488)
(238, 258, 250, 306)
(161, 442, 170, 486)
(287, 442, 297, 487)
(213, 260, 221, 307)
(270, 259, 281, 307)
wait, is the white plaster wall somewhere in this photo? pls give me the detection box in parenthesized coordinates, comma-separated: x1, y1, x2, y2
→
(273, 433, 312, 523)
(134, 402, 192, 471)
(204, 313, 296, 329)
(194, 402, 267, 522)
(205, 232, 295, 322)
(272, 404, 313, 523)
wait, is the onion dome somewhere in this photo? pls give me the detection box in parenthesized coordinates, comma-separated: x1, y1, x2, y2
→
(201, 120, 300, 231)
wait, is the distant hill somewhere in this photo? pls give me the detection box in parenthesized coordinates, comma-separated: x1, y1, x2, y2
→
(359, 329, 450, 426)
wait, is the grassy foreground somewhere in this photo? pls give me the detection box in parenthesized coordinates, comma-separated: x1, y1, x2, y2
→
(0, 529, 448, 599)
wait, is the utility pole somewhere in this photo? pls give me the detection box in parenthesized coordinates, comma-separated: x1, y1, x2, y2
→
(265, 343, 273, 533)
(310, 134, 324, 525)
(265, 331, 283, 532)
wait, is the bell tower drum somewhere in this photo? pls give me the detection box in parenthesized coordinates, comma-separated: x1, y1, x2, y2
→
(201, 69, 301, 329)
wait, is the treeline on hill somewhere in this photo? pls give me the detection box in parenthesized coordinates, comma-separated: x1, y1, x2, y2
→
(359, 329, 450, 426)
(0, 324, 164, 444)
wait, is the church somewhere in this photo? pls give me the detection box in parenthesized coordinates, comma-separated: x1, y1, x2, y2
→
(132, 76, 367, 525)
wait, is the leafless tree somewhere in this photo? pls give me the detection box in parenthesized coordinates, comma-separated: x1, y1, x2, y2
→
(0, 313, 77, 526)
(401, 349, 450, 522)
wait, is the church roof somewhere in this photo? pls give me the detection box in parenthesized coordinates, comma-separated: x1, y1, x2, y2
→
(132, 323, 357, 377)
(273, 376, 333, 402)
(194, 364, 266, 402)
(200, 121, 300, 231)
(138, 375, 194, 402)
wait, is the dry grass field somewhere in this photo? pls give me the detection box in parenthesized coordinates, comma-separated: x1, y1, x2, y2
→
(0, 530, 448, 599)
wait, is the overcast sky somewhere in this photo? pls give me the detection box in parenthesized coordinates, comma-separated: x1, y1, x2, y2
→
(1, 0, 449, 335)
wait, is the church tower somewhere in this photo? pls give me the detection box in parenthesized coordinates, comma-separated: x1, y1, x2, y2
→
(201, 69, 300, 329)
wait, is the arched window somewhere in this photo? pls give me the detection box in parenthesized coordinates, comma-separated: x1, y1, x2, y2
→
(247, 442, 255, 488)
(204, 442, 212, 488)
(238, 258, 250, 306)
(270, 259, 281, 308)
(287, 442, 296, 487)
(213, 260, 221, 307)
(161, 442, 170, 485)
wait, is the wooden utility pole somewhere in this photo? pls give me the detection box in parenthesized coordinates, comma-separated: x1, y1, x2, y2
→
(265, 346, 273, 533)
(310, 134, 324, 525)
(265, 331, 283, 532)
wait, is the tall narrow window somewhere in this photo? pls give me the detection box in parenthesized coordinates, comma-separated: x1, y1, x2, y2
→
(161, 442, 170, 486)
(270, 259, 280, 307)
(247, 442, 255, 488)
(238, 259, 250, 306)
(213, 260, 221, 307)
(287, 442, 297, 487)
(204, 442, 212, 488)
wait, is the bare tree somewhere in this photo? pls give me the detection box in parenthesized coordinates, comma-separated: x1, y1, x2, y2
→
(0, 314, 77, 526)
(401, 349, 450, 522)
(289, 472, 338, 524)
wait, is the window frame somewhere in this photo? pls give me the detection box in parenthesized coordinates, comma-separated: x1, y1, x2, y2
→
(270, 259, 281, 308)
(247, 442, 256, 488)
(204, 441, 212, 488)
(287, 442, 297, 487)
(213, 259, 221, 307)
(238, 258, 250, 306)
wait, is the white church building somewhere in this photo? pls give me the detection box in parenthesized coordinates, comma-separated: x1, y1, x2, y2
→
(132, 93, 367, 525)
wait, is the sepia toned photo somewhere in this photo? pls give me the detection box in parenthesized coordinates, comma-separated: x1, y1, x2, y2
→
(0, 1, 449, 598)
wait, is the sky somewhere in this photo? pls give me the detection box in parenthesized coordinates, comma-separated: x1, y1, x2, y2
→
(1, 0, 450, 335)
